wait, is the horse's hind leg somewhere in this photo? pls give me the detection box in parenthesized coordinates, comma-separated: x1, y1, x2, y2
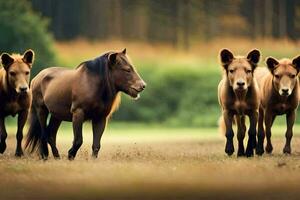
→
(0, 118, 7, 153)
(47, 115, 61, 159)
(68, 109, 84, 160)
(236, 115, 246, 157)
(36, 106, 49, 160)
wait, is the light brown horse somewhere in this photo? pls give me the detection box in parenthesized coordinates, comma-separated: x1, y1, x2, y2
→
(25, 49, 146, 160)
(255, 56, 300, 155)
(0, 49, 34, 156)
(218, 49, 260, 157)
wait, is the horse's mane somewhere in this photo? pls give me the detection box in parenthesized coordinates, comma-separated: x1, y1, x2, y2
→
(77, 52, 121, 118)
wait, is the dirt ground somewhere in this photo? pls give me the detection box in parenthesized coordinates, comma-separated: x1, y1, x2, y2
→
(1, 131, 300, 200)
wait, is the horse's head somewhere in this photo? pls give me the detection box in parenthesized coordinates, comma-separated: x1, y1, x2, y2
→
(108, 49, 146, 99)
(220, 49, 260, 93)
(266, 56, 300, 97)
(1, 49, 34, 94)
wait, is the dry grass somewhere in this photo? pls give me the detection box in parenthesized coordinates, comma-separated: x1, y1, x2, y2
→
(54, 38, 300, 68)
(1, 127, 300, 200)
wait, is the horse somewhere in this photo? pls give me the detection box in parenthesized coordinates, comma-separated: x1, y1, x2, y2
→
(218, 49, 260, 157)
(255, 56, 300, 155)
(25, 49, 146, 160)
(0, 49, 34, 156)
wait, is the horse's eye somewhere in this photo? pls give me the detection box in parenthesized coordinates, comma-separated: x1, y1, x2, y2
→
(9, 71, 16, 76)
(25, 71, 30, 75)
(275, 74, 280, 79)
(123, 68, 131, 73)
(246, 70, 252, 74)
(229, 69, 234, 74)
(290, 74, 296, 78)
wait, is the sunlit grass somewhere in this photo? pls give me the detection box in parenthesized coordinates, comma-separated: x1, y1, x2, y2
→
(54, 38, 300, 69)
(2, 125, 300, 199)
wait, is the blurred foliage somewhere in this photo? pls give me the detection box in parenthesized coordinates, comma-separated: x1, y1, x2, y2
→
(0, 0, 56, 76)
(30, 0, 300, 48)
(113, 64, 300, 127)
(113, 67, 220, 127)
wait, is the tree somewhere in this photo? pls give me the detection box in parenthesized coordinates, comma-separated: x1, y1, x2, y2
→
(0, 0, 57, 76)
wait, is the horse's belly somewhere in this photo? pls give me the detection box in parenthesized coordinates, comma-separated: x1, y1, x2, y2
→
(50, 110, 72, 121)
(43, 75, 73, 121)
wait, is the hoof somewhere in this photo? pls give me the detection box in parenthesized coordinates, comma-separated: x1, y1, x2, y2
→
(68, 155, 75, 161)
(246, 148, 254, 157)
(237, 149, 245, 157)
(41, 156, 48, 161)
(92, 151, 99, 159)
(283, 146, 291, 154)
(52, 151, 60, 159)
(265, 144, 273, 154)
(225, 147, 234, 156)
(15, 151, 24, 157)
(255, 143, 264, 156)
(39, 153, 48, 161)
(53, 155, 61, 160)
(255, 147, 264, 156)
(0, 142, 7, 154)
(225, 141, 234, 156)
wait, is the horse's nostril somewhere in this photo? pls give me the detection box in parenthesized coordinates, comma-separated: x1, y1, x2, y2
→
(20, 86, 28, 92)
(237, 81, 245, 86)
(282, 89, 289, 93)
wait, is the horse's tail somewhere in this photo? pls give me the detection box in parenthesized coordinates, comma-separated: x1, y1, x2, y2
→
(25, 106, 41, 153)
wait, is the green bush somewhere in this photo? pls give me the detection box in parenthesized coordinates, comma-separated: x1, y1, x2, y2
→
(113, 64, 300, 127)
(0, 0, 56, 76)
(113, 66, 221, 127)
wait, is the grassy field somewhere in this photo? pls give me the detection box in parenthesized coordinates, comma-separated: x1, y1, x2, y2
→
(2, 39, 300, 199)
(2, 124, 300, 199)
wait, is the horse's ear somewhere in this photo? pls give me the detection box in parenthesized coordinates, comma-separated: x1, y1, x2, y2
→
(220, 49, 234, 70)
(22, 49, 35, 67)
(247, 49, 260, 69)
(266, 57, 279, 73)
(1, 53, 14, 71)
(108, 52, 118, 65)
(122, 48, 126, 54)
(292, 55, 300, 73)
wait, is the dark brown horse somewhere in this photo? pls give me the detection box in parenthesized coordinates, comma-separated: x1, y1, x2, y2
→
(218, 49, 260, 157)
(255, 56, 300, 155)
(0, 49, 34, 156)
(25, 49, 146, 160)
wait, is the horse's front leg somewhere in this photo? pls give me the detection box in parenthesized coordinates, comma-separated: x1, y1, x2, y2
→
(256, 107, 265, 155)
(283, 110, 296, 154)
(236, 115, 246, 157)
(265, 110, 275, 154)
(223, 110, 234, 156)
(246, 110, 258, 157)
(0, 117, 7, 154)
(15, 110, 28, 157)
(92, 118, 107, 158)
(68, 109, 84, 160)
